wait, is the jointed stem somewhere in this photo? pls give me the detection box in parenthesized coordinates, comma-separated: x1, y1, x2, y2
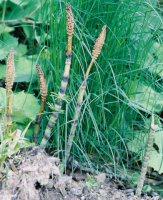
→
(40, 4, 74, 146)
(136, 114, 155, 197)
(65, 26, 106, 163)
(5, 49, 15, 135)
(34, 64, 47, 142)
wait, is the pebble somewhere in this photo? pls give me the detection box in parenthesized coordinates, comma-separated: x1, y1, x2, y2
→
(70, 188, 82, 196)
(81, 196, 85, 200)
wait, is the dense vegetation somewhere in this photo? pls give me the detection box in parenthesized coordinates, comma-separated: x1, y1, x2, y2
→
(0, 0, 163, 196)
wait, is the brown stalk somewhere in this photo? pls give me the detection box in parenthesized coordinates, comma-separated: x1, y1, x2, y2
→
(65, 25, 106, 163)
(34, 64, 47, 142)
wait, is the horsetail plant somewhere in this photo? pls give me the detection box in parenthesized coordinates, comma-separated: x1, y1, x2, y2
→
(40, 3, 74, 146)
(5, 49, 15, 135)
(34, 64, 47, 142)
(65, 25, 106, 163)
(136, 113, 156, 197)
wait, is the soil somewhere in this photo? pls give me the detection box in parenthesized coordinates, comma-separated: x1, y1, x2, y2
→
(0, 147, 161, 200)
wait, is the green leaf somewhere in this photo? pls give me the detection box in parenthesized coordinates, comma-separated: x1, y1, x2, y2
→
(146, 42, 163, 77)
(0, 88, 39, 124)
(10, 0, 32, 6)
(15, 56, 37, 82)
(0, 24, 14, 34)
(0, 56, 37, 82)
(16, 44, 27, 56)
(4, 0, 42, 20)
(128, 81, 163, 112)
(127, 130, 163, 174)
(22, 26, 35, 39)
(143, 185, 152, 193)
(131, 172, 140, 185)
(13, 91, 39, 122)
(0, 33, 18, 60)
(148, 131, 163, 174)
(127, 131, 148, 154)
(17, 123, 34, 141)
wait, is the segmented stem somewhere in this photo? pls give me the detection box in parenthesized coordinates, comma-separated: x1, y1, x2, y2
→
(65, 25, 106, 162)
(136, 114, 155, 197)
(34, 64, 47, 142)
(40, 3, 74, 146)
(5, 49, 15, 134)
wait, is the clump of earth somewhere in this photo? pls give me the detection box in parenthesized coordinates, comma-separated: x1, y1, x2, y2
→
(0, 147, 161, 200)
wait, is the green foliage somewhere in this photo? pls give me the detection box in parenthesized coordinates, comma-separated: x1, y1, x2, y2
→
(0, 87, 39, 123)
(0, 0, 163, 189)
(0, 124, 34, 167)
(0, 56, 37, 82)
(146, 42, 163, 77)
(127, 117, 163, 174)
(128, 81, 163, 112)
(143, 185, 152, 193)
(131, 172, 140, 185)
(37, 0, 163, 177)
(84, 174, 100, 190)
(0, 32, 18, 60)
(148, 130, 163, 174)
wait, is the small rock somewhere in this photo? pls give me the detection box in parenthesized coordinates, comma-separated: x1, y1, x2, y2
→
(95, 173, 106, 184)
(73, 172, 86, 182)
(81, 196, 85, 200)
(47, 179, 54, 189)
(100, 184, 104, 189)
(70, 188, 82, 196)
(65, 194, 79, 200)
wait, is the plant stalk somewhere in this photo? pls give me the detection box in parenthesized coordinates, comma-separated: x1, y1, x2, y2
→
(65, 25, 106, 163)
(136, 113, 155, 197)
(5, 49, 15, 135)
(40, 3, 74, 146)
(34, 64, 47, 142)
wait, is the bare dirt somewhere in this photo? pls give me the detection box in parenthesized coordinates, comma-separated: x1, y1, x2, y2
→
(0, 147, 161, 200)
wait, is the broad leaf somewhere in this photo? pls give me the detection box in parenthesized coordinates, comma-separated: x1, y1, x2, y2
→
(0, 24, 14, 34)
(2, 0, 42, 21)
(128, 81, 163, 113)
(0, 56, 37, 82)
(128, 130, 163, 174)
(145, 42, 163, 77)
(0, 33, 18, 60)
(0, 88, 39, 124)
